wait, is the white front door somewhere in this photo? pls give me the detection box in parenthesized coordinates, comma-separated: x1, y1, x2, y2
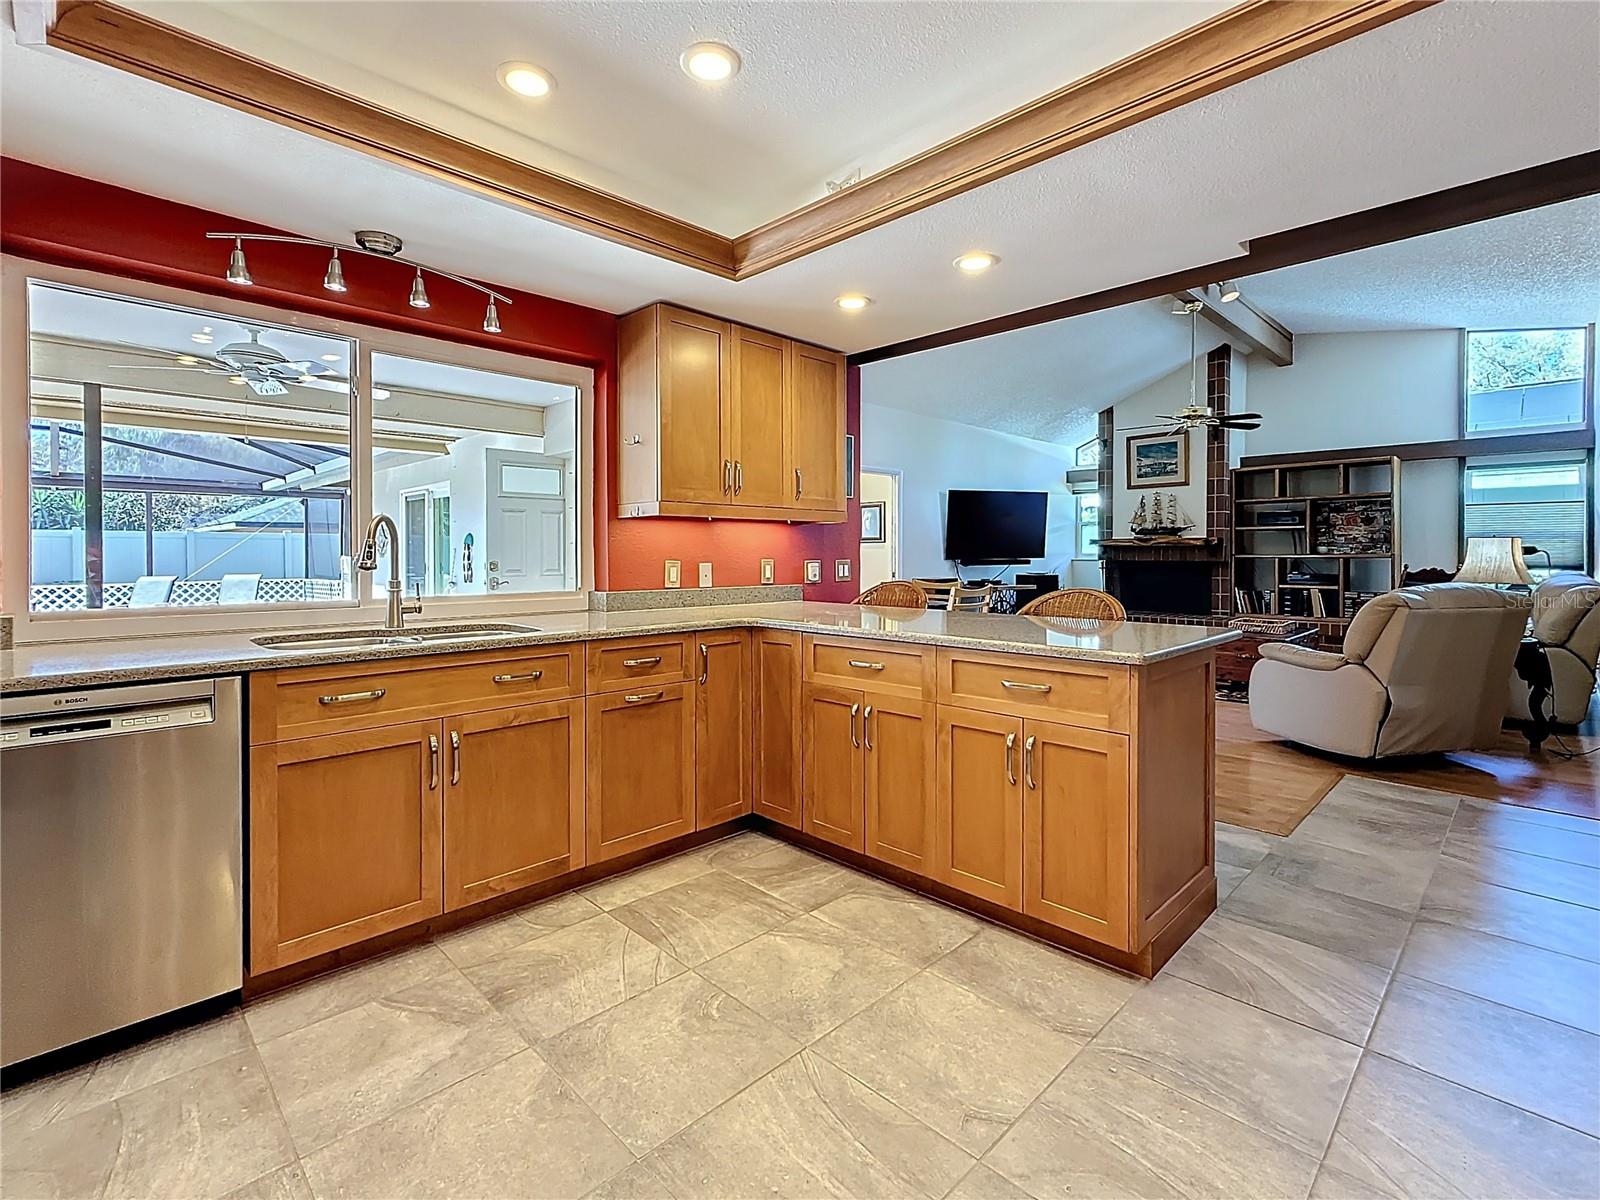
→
(485, 450, 569, 593)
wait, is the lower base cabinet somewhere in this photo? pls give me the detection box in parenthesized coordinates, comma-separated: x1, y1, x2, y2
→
(801, 684, 864, 850)
(934, 709, 1023, 909)
(586, 682, 697, 862)
(752, 631, 803, 828)
(695, 631, 752, 827)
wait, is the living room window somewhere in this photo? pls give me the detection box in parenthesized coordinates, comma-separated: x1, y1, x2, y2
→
(1463, 327, 1591, 436)
(1462, 454, 1590, 576)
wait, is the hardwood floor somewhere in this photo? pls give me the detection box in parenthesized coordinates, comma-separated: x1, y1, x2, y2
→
(1215, 698, 1598, 836)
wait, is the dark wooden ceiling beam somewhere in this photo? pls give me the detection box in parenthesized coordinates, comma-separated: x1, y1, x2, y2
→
(1175, 286, 1294, 365)
(1242, 428, 1595, 467)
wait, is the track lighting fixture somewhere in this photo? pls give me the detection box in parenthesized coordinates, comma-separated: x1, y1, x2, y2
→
(204, 230, 511, 333)
(1217, 279, 1241, 303)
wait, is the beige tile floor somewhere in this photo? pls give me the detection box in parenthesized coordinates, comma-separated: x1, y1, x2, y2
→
(4, 780, 1599, 1200)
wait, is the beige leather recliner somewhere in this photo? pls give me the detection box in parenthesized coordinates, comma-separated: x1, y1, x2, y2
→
(1250, 584, 1528, 758)
(1508, 571, 1600, 726)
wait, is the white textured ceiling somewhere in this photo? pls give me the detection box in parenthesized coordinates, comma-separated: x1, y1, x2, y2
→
(1238, 195, 1600, 333)
(3, 1, 1598, 354)
(123, 0, 1230, 235)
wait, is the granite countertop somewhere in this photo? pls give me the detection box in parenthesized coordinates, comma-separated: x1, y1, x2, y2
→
(0, 602, 1240, 694)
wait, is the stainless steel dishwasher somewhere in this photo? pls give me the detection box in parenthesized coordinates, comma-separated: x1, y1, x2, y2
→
(1, 678, 243, 1067)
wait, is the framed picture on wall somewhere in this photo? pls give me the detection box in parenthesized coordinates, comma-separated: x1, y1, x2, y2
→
(845, 435, 857, 498)
(860, 501, 886, 543)
(1074, 437, 1102, 468)
(1126, 431, 1188, 488)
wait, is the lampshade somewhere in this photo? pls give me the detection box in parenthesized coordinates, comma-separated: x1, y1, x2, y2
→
(1454, 536, 1536, 586)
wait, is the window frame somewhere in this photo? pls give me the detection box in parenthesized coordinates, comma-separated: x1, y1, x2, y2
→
(1459, 450, 1593, 576)
(4, 255, 595, 643)
(1460, 325, 1594, 439)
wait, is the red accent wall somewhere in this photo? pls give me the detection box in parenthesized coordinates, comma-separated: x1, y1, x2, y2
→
(1, 158, 859, 600)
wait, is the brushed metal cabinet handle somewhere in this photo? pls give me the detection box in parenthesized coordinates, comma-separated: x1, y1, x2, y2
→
(1024, 734, 1037, 791)
(492, 670, 543, 684)
(1005, 730, 1017, 785)
(723, 459, 733, 493)
(849, 702, 860, 749)
(847, 660, 885, 671)
(699, 643, 709, 685)
(735, 461, 743, 494)
(1001, 680, 1052, 694)
(622, 656, 663, 668)
(318, 688, 386, 705)
(449, 729, 461, 786)
(795, 468, 803, 498)
(624, 691, 665, 704)
(863, 705, 873, 751)
(428, 733, 440, 791)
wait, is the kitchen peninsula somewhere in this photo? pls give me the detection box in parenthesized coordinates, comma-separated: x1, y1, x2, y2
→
(3, 603, 1236, 981)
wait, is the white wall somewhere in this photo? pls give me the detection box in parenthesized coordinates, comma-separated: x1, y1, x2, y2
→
(1110, 356, 1210, 537)
(858, 470, 898, 590)
(859, 404, 1082, 581)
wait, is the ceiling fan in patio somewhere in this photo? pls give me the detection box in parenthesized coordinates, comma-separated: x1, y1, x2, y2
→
(1118, 298, 1264, 436)
(106, 326, 347, 398)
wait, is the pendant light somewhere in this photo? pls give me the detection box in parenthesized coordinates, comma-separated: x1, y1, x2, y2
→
(323, 249, 347, 293)
(482, 298, 502, 334)
(225, 238, 253, 286)
(408, 269, 430, 309)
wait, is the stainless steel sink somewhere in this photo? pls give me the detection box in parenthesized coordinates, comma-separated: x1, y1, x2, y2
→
(252, 623, 541, 651)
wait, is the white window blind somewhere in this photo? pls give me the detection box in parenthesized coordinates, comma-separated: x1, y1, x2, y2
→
(1463, 459, 1589, 572)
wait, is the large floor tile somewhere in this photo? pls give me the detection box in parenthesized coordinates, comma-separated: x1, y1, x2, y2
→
(223, 1164, 313, 1200)
(257, 969, 527, 1153)
(581, 1158, 679, 1200)
(1369, 975, 1600, 1136)
(1165, 913, 1390, 1045)
(1420, 859, 1600, 962)
(722, 842, 866, 910)
(1450, 804, 1600, 867)
(1215, 861, 1250, 901)
(1255, 837, 1436, 913)
(696, 912, 917, 1041)
(811, 883, 980, 967)
(1220, 870, 1414, 969)
(929, 926, 1139, 1041)
(1302, 777, 1458, 842)
(434, 892, 600, 969)
(540, 972, 800, 1153)
(1454, 797, 1600, 837)
(611, 870, 799, 966)
(984, 1047, 1321, 1200)
(461, 913, 685, 1041)
(689, 831, 786, 870)
(813, 970, 1080, 1155)
(301, 1049, 633, 1200)
(580, 853, 717, 910)
(243, 943, 455, 1043)
(1399, 920, 1600, 1033)
(648, 1051, 973, 1199)
(1215, 822, 1279, 871)
(1438, 838, 1600, 910)
(944, 1164, 1033, 1200)
(1321, 1053, 1600, 1199)
(1091, 973, 1360, 1158)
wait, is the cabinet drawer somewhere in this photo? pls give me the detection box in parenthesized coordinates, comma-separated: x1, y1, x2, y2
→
(587, 635, 692, 693)
(803, 636, 933, 699)
(252, 645, 583, 742)
(937, 650, 1128, 732)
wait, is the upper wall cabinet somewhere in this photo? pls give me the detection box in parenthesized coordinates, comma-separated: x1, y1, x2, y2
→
(618, 303, 846, 523)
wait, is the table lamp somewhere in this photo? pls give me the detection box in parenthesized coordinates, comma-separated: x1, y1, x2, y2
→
(1454, 536, 1536, 586)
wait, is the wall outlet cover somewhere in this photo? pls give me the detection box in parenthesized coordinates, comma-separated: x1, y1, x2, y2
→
(664, 560, 681, 588)
(804, 560, 822, 584)
(834, 559, 852, 581)
(760, 558, 775, 585)
(698, 562, 713, 588)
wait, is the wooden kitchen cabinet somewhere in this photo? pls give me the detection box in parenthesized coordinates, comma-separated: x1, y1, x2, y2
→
(443, 700, 585, 912)
(788, 341, 847, 515)
(752, 630, 803, 828)
(862, 696, 935, 874)
(250, 721, 443, 972)
(730, 325, 790, 509)
(695, 630, 751, 827)
(586, 682, 697, 862)
(656, 306, 730, 505)
(801, 684, 865, 851)
(933, 708, 1024, 909)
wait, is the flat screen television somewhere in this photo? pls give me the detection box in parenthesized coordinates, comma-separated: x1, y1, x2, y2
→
(944, 490, 1048, 565)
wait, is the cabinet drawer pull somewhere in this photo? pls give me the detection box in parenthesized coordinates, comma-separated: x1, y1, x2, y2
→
(491, 670, 543, 684)
(723, 459, 733, 493)
(849, 702, 860, 749)
(847, 660, 885, 671)
(699, 643, 709, 685)
(428, 733, 440, 790)
(863, 705, 873, 751)
(624, 691, 665, 704)
(622, 656, 663, 668)
(318, 688, 386, 706)
(449, 729, 461, 785)
(1001, 679, 1052, 694)
(734, 461, 743, 494)
(795, 468, 803, 498)
(1024, 734, 1037, 791)
(1005, 730, 1017, 785)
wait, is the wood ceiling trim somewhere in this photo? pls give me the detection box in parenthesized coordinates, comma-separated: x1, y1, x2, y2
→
(43, 0, 1436, 286)
(45, 1, 738, 278)
(731, 0, 1437, 277)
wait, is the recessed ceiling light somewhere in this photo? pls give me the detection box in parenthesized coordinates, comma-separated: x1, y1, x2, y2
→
(191, 328, 214, 344)
(298, 374, 316, 384)
(372, 387, 392, 401)
(834, 294, 872, 312)
(680, 42, 740, 82)
(953, 252, 998, 274)
(320, 353, 340, 362)
(227, 374, 246, 385)
(177, 355, 200, 365)
(498, 62, 554, 98)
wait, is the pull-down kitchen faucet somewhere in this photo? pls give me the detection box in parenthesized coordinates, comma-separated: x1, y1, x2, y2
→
(357, 513, 424, 631)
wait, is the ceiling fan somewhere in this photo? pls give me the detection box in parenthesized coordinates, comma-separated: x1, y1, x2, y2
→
(1118, 298, 1263, 435)
(106, 326, 345, 398)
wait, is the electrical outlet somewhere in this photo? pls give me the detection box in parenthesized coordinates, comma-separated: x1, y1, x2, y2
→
(834, 559, 852, 582)
(760, 558, 775, 585)
(804, 560, 822, 584)
(698, 562, 713, 588)
(664, 560, 681, 588)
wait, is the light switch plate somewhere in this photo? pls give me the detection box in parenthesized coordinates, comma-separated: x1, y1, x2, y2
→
(664, 560, 681, 588)
(760, 558, 775, 585)
(698, 562, 713, 588)
(804, 560, 822, 584)
(834, 559, 852, 582)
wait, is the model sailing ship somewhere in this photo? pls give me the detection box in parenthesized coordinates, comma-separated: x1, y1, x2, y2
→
(1129, 492, 1195, 538)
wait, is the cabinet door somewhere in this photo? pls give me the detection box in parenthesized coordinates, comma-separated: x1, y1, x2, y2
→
(659, 307, 732, 505)
(864, 696, 936, 874)
(934, 709, 1023, 909)
(1023, 721, 1132, 947)
(752, 629, 803, 828)
(250, 721, 443, 972)
(696, 630, 751, 827)
(586, 683, 697, 862)
(787, 341, 846, 512)
(730, 326, 790, 508)
(443, 700, 584, 912)
(802, 684, 864, 851)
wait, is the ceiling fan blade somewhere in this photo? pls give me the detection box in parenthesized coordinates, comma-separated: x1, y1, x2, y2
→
(1225, 422, 1262, 431)
(1224, 412, 1263, 421)
(248, 378, 290, 397)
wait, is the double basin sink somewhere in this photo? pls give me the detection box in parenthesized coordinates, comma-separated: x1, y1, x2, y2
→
(252, 623, 541, 653)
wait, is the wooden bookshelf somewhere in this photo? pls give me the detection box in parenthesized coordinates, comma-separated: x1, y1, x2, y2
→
(1230, 455, 1401, 633)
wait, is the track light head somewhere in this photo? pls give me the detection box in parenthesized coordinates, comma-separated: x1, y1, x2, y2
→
(408, 270, 430, 309)
(1217, 279, 1241, 303)
(323, 249, 347, 293)
(483, 298, 502, 334)
(225, 238, 253, 286)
